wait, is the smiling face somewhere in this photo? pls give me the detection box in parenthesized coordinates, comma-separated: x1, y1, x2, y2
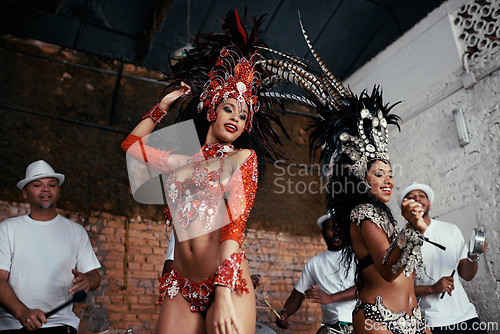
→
(404, 189, 431, 217)
(206, 98, 249, 145)
(366, 160, 394, 203)
(322, 218, 343, 251)
(22, 177, 60, 210)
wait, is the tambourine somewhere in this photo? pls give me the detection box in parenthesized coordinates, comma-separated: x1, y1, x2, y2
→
(469, 228, 486, 255)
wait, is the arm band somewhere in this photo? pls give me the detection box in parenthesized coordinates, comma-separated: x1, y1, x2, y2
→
(214, 252, 249, 294)
(384, 227, 425, 279)
(142, 104, 169, 123)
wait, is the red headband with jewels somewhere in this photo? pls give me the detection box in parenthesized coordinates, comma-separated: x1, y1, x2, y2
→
(198, 48, 262, 131)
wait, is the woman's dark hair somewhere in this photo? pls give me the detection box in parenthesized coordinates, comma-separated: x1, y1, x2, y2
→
(327, 158, 398, 296)
(309, 87, 401, 292)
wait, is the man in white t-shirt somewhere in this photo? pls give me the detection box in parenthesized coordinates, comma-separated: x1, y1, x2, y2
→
(0, 160, 101, 333)
(275, 211, 356, 334)
(399, 182, 488, 334)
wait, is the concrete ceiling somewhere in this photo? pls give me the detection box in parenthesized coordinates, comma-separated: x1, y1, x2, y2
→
(1, 0, 443, 80)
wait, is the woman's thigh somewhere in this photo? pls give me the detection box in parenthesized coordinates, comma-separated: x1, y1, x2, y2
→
(156, 294, 206, 334)
(231, 287, 256, 334)
(205, 288, 256, 334)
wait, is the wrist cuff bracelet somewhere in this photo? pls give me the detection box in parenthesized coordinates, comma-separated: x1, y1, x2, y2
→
(142, 104, 169, 123)
(467, 252, 480, 262)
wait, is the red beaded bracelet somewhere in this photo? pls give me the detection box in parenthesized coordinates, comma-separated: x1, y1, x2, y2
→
(214, 252, 249, 294)
(142, 104, 169, 123)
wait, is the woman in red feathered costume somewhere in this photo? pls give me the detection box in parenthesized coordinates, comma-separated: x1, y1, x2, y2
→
(122, 9, 291, 334)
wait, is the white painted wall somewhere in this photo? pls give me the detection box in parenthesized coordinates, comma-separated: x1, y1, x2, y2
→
(346, 0, 469, 121)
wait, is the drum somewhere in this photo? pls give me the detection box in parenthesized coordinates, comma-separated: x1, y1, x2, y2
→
(469, 228, 486, 254)
(96, 329, 132, 334)
(255, 320, 278, 334)
(318, 323, 354, 334)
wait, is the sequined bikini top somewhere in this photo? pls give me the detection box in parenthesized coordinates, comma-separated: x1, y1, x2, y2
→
(164, 143, 234, 232)
(122, 133, 257, 245)
(350, 203, 398, 241)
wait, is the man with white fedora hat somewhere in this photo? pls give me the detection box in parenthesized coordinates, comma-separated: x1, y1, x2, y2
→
(399, 182, 488, 334)
(0, 160, 101, 333)
(15, 160, 66, 191)
(276, 211, 356, 334)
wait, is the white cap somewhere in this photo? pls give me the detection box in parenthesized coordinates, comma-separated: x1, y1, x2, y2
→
(398, 181, 434, 207)
(316, 209, 335, 229)
(17, 160, 65, 190)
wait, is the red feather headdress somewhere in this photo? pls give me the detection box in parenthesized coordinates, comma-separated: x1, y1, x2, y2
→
(198, 47, 263, 131)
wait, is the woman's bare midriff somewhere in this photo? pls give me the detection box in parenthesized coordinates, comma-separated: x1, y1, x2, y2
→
(359, 265, 418, 314)
(350, 220, 419, 314)
(167, 151, 249, 282)
(172, 227, 225, 282)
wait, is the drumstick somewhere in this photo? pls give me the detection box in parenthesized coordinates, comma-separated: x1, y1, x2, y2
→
(439, 269, 455, 299)
(45, 290, 87, 318)
(256, 305, 286, 311)
(263, 300, 281, 318)
(19, 291, 87, 333)
(439, 242, 466, 299)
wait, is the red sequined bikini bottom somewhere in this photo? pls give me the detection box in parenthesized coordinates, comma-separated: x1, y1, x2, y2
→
(157, 266, 248, 313)
(158, 268, 215, 312)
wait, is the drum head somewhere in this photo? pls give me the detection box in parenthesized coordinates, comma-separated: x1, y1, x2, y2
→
(255, 320, 278, 334)
(469, 228, 485, 254)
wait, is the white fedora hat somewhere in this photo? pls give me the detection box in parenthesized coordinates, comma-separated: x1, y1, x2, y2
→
(397, 181, 435, 207)
(16, 160, 65, 190)
(316, 209, 335, 229)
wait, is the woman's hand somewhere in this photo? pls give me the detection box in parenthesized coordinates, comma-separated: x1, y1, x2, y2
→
(401, 198, 427, 233)
(159, 82, 191, 111)
(212, 287, 240, 334)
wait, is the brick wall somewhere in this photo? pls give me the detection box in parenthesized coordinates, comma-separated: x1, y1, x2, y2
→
(0, 200, 325, 334)
(0, 35, 327, 334)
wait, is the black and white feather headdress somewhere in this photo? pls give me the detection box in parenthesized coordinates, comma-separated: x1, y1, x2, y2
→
(256, 14, 401, 181)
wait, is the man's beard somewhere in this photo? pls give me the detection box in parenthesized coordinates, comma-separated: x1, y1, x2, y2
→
(328, 244, 344, 251)
(327, 239, 344, 251)
(39, 202, 54, 210)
